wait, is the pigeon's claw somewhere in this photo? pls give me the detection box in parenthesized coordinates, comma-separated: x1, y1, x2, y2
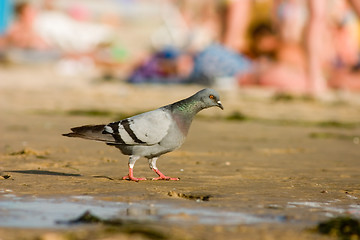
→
(152, 169, 180, 181)
(122, 168, 146, 181)
(122, 175, 146, 181)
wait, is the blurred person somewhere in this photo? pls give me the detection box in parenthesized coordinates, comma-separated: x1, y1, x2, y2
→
(349, 0, 360, 17)
(304, 0, 331, 95)
(248, 22, 278, 60)
(273, 0, 306, 44)
(7, 2, 50, 50)
(256, 0, 330, 95)
(3, 1, 62, 64)
(241, 0, 360, 94)
(177, 0, 253, 85)
(33, 1, 120, 77)
(304, 0, 360, 94)
(223, 0, 252, 52)
(131, 0, 253, 86)
(328, 0, 360, 91)
(67, 4, 91, 22)
(34, 2, 112, 54)
(240, 20, 308, 94)
(133, 0, 213, 84)
(239, 1, 309, 94)
(151, 0, 220, 52)
(128, 47, 186, 84)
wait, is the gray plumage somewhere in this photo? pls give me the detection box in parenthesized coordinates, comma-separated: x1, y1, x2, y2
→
(63, 88, 223, 181)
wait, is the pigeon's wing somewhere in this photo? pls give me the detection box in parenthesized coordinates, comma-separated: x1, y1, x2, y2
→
(103, 108, 172, 146)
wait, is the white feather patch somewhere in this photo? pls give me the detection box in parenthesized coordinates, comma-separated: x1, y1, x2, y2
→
(103, 125, 113, 133)
(118, 124, 137, 144)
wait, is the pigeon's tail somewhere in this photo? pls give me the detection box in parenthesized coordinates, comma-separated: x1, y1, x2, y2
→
(63, 124, 115, 143)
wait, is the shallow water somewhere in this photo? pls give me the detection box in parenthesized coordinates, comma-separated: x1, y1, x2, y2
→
(0, 194, 278, 228)
(287, 201, 360, 218)
(1, 187, 359, 229)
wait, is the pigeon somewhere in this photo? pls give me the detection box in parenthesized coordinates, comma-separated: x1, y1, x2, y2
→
(63, 88, 223, 181)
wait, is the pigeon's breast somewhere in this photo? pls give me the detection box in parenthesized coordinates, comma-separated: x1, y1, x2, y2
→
(158, 115, 187, 150)
(172, 113, 192, 136)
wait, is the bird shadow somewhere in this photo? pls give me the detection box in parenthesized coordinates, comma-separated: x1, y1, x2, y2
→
(7, 170, 81, 177)
(92, 175, 114, 180)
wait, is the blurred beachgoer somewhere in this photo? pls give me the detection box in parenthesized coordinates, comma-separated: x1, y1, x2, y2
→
(248, 22, 278, 60)
(35, 2, 114, 54)
(240, 21, 308, 94)
(304, 0, 330, 95)
(223, 0, 251, 52)
(7, 2, 49, 50)
(67, 4, 91, 22)
(274, 0, 306, 44)
(128, 47, 185, 84)
(328, 0, 360, 91)
(239, 1, 309, 94)
(130, 0, 253, 86)
(30, 1, 119, 76)
(151, 0, 220, 53)
(241, 0, 360, 94)
(349, 0, 360, 18)
(330, 0, 359, 68)
(188, 43, 252, 86)
(174, 0, 254, 85)
(3, 2, 62, 63)
(304, 0, 360, 94)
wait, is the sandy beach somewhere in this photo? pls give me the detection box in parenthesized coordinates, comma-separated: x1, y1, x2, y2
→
(0, 65, 359, 240)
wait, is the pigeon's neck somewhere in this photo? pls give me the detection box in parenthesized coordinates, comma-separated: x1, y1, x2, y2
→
(173, 96, 203, 117)
(170, 97, 203, 135)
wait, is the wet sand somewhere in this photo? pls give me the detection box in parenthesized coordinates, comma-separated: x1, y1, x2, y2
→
(0, 66, 359, 239)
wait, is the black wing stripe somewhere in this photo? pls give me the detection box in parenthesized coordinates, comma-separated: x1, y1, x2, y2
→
(107, 122, 125, 144)
(121, 119, 145, 144)
(113, 134, 125, 144)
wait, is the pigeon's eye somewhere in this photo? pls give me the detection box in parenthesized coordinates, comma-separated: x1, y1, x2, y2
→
(209, 95, 214, 99)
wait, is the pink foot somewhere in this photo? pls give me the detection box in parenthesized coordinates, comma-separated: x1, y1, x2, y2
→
(152, 169, 179, 181)
(122, 168, 146, 182)
(122, 175, 146, 181)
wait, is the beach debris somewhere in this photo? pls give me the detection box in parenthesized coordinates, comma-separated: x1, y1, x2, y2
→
(57, 210, 122, 225)
(0, 174, 12, 180)
(316, 216, 360, 240)
(168, 191, 212, 201)
(57, 211, 167, 239)
(266, 204, 283, 210)
(8, 147, 49, 158)
(57, 211, 103, 224)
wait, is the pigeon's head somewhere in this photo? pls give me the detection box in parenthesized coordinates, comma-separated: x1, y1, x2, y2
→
(195, 88, 224, 110)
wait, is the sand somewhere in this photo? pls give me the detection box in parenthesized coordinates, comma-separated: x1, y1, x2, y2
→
(0, 65, 359, 240)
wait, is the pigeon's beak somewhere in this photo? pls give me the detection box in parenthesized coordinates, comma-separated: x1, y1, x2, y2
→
(217, 100, 224, 110)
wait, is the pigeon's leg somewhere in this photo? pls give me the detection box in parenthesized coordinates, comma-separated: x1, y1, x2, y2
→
(122, 155, 146, 181)
(148, 157, 179, 181)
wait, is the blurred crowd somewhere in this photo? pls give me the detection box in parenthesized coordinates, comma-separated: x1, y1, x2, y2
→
(1, 0, 360, 95)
